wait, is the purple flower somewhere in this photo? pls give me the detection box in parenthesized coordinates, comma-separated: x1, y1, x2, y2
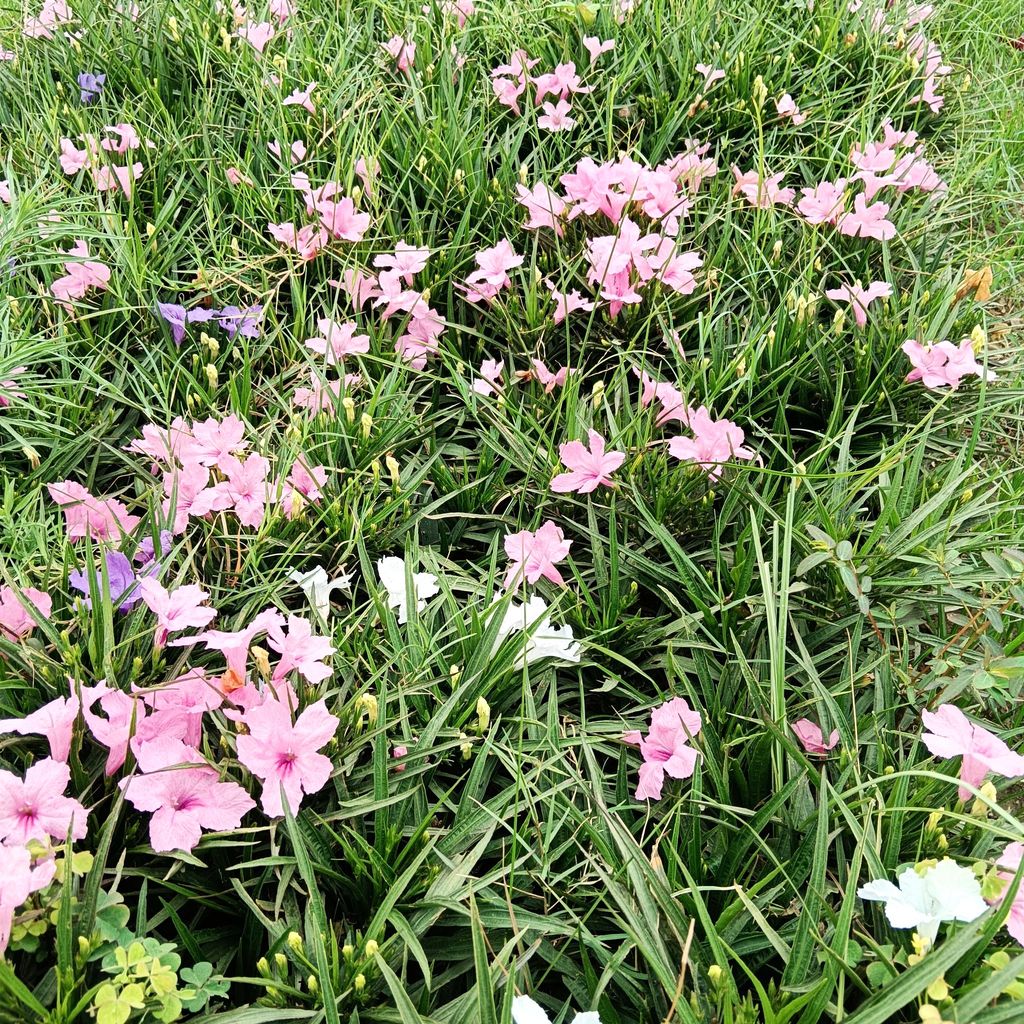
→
(186, 307, 216, 325)
(157, 303, 188, 345)
(216, 305, 263, 339)
(70, 552, 143, 612)
(78, 71, 105, 104)
(135, 531, 173, 567)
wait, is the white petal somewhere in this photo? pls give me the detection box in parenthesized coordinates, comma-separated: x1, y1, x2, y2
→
(511, 995, 551, 1024)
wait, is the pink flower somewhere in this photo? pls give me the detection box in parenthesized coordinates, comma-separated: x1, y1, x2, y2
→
(0, 366, 26, 407)
(921, 704, 1024, 801)
(791, 719, 839, 755)
(636, 371, 692, 426)
(538, 99, 576, 132)
(138, 579, 217, 648)
(373, 242, 429, 285)
(668, 406, 755, 480)
(825, 280, 892, 327)
(472, 358, 504, 396)
(731, 166, 795, 208)
(0, 694, 78, 761)
(138, 670, 223, 747)
(50, 240, 111, 307)
(902, 339, 996, 390)
(551, 429, 625, 493)
(532, 62, 591, 103)
(120, 740, 255, 853)
(796, 179, 848, 225)
(0, 758, 88, 844)
(172, 608, 284, 694)
(623, 697, 702, 800)
(993, 843, 1024, 944)
(283, 81, 317, 114)
(80, 682, 145, 775)
(236, 693, 339, 816)
(460, 239, 523, 302)
(48, 480, 139, 542)
(193, 453, 270, 528)
(548, 285, 595, 324)
(226, 166, 253, 187)
(316, 195, 370, 241)
(0, 844, 55, 954)
(695, 63, 725, 87)
(305, 318, 370, 363)
(335, 268, 381, 307)
(180, 414, 248, 470)
(531, 358, 572, 393)
(0, 585, 52, 640)
(775, 93, 807, 124)
(392, 744, 408, 772)
(583, 36, 615, 65)
(516, 182, 566, 235)
(267, 139, 306, 164)
(162, 461, 210, 534)
(492, 75, 526, 113)
(276, 460, 328, 517)
(267, 614, 335, 684)
(268, 221, 328, 260)
(838, 193, 896, 241)
(382, 34, 416, 73)
(504, 520, 572, 587)
(237, 20, 275, 53)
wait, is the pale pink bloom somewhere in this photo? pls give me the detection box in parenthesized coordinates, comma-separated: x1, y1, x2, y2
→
(236, 693, 339, 816)
(586, 217, 660, 283)
(373, 242, 429, 285)
(492, 49, 540, 81)
(294, 375, 343, 412)
(561, 156, 629, 222)
(267, 139, 306, 164)
(775, 93, 807, 124)
(0, 585, 52, 641)
(538, 99, 576, 132)
(101, 123, 143, 155)
(531, 359, 572, 393)
(0, 844, 55, 954)
(268, 221, 328, 260)
(472, 358, 504, 396)
(532, 62, 591, 104)
(237, 20, 275, 53)
(993, 843, 1024, 944)
(382, 34, 415, 73)
(395, 308, 444, 368)
(0, 694, 78, 761)
(192, 453, 270, 528)
(120, 741, 255, 853)
(59, 137, 92, 174)
(797, 179, 848, 225)
(180, 414, 248, 470)
(392, 744, 408, 772)
(903, 339, 996, 390)
(48, 480, 139, 542)
(0, 50, 14, 62)
(516, 182, 566, 235)
(636, 370, 692, 426)
(267, 614, 335, 684)
(0, 758, 87, 844)
(80, 682, 144, 774)
(825, 280, 892, 327)
(439, 0, 474, 25)
(695, 63, 726, 87)
(922, 704, 1024, 800)
(551, 429, 625, 493)
(23, 0, 73, 38)
(277, 461, 328, 517)
(838, 193, 896, 241)
(335, 268, 381, 307)
(305, 318, 370, 363)
(162, 461, 211, 533)
(373, 271, 422, 318)
(548, 285, 595, 324)
(599, 269, 644, 316)
(50, 241, 111, 307)
(316, 195, 370, 241)
(583, 36, 615, 65)
(461, 239, 523, 302)
(792, 719, 839, 755)
(637, 239, 702, 294)
(0, 367, 26, 407)
(139, 579, 217, 648)
(0, 180, 10, 204)
(283, 81, 317, 114)
(354, 155, 378, 197)
(138, 669, 223, 747)
(668, 406, 755, 480)
(731, 166, 795, 208)
(225, 166, 253, 187)
(492, 76, 525, 113)
(504, 520, 572, 587)
(269, 0, 293, 21)
(623, 697, 702, 800)
(93, 162, 144, 198)
(172, 608, 285, 693)
(850, 141, 897, 174)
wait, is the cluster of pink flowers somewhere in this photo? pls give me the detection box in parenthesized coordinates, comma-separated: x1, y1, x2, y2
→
(902, 337, 995, 390)
(48, 480, 139, 541)
(382, 34, 416, 74)
(59, 124, 152, 198)
(50, 240, 110, 309)
(230, 0, 291, 55)
(268, 170, 371, 261)
(126, 413, 327, 530)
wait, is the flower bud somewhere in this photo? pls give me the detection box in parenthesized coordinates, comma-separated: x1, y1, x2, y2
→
(354, 974, 366, 992)
(257, 957, 271, 977)
(365, 939, 379, 957)
(476, 696, 490, 733)
(287, 931, 304, 953)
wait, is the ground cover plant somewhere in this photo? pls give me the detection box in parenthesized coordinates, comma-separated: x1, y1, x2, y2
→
(1, 0, 1024, 1020)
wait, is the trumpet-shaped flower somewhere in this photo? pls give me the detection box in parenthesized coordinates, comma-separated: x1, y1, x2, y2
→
(624, 697, 702, 800)
(0, 758, 88, 844)
(792, 719, 839, 755)
(0, 585, 51, 640)
(504, 521, 572, 587)
(138, 579, 217, 647)
(903, 339, 995, 391)
(825, 280, 892, 328)
(551, 430, 625, 493)
(668, 407, 755, 479)
(0, 694, 78, 761)
(376, 556, 439, 623)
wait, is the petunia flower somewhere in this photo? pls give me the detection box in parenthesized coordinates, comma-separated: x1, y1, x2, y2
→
(376, 556, 439, 623)
(921, 703, 1024, 800)
(305, 318, 370, 363)
(791, 719, 839, 755)
(797, 179, 848, 225)
(531, 358, 573, 393)
(504, 521, 572, 588)
(695, 62, 726, 87)
(512, 994, 601, 1024)
(858, 859, 987, 945)
(0, 367, 25, 406)
(0, 694, 79, 761)
(902, 339, 996, 391)
(236, 692, 339, 817)
(472, 358, 504, 396)
(825, 280, 892, 328)
(548, 286, 595, 324)
(623, 697, 702, 800)
(373, 242, 430, 285)
(551, 430, 625, 493)
(0, 757, 88, 844)
(138, 578, 217, 647)
(731, 166, 795, 208)
(0, 585, 52, 640)
(237, 20, 275, 53)
(50, 240, 110, 307)
(516, 183, 566, 235)
(538, 99, 576, 132)
(172, 608, 285, 693)
(48, 480, 139, 542)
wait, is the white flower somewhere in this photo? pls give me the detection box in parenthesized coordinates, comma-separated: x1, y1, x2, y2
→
(512, 994, 600, 1024)
(376, 556, 439, 624)
(492, 596, 581, 668)
(857, 859, 987, 945)
(288, 566, 352, 622)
